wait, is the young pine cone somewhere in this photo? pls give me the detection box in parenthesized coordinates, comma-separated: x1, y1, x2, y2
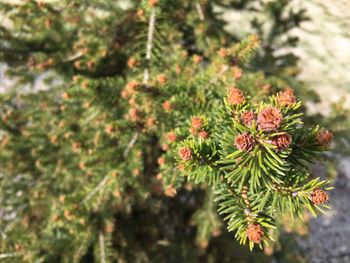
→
(246, 224, 264, 244)
(257, 106, 283, 131)
(234, 133, 255, 152)
(310, 189, 329, 205)
(227, 87, 245, 105)
(277, 88, 296, 106)
(178, 147, 193, 161)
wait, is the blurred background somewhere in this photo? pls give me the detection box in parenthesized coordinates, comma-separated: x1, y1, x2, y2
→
(0, 0, 349, 262)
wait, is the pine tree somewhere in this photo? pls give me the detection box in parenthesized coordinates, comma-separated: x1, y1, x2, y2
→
(0, 0, 333, 262)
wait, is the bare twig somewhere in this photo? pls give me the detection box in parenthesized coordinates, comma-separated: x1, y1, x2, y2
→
(0, 253, 22, 259)
(143, 7, 156, 85)
(99, 231, 106, 263)
(195, 2, 205, 21)
(123, 131, 139, 158)
(204, 65, 229, 89)
(63, 51, 84, 63)
(80, 175, 110, 205)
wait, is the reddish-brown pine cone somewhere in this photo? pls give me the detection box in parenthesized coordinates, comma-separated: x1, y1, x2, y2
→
(191, 116, 203, 129)
(198, 130, 209, 139)
(232, 66, 243, 80)
(310, 189, 329, 205)
(193, 54, 202, 64)
(162, 101, 172, 112)
(148, 0, 158, 7)
(272, 133, 292, 150)
(126, 80, 140, 91)
(234, 132, 256, 152)
(157, 157, 165, 166)
(129, 108, 138, 122)
(146, 117, 156, 127)
(277, 88, 297, 106)
(189, 127, 197, 135)
(246, 224, 264, 244)
(157, 74, 167, 84)
(177, 163, 185, 172)
(121, 90, 129, 99)
(167, 132, 177, 143)
(257, 106, 283, 131)
(179, 147, 193, 161)
(241, 111, 255, 126)
(127, 57, 138, 68)
(227, 87, 245, 105)
(165, 185, 177, 197)
(217, 48, 228, 58)
(316, 130, 333, 146)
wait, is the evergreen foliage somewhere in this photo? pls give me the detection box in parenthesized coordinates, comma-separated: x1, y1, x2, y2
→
(0, 0, 334, 262)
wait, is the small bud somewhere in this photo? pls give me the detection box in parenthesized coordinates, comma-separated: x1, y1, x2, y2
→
(198, 130, 208, 139)
(45, 18, 52, 29)
(165, 185, 177, 197)
(192, 54, 202, 64)
(191, 116, 203, 129)
(87, 60, 95, 70)
(167, 132, 177, 143)
(81, 80, 89, 90)
(105, 124, 114, 134)
(188, 127, 197, 135)
(157, 157, 165, 166)
(161, 144, 169, 151)
(241, 111, 255, 126)
(157, 74, 167, 85)
(62, 92, 70, 100)
(232, 66, 243, 80)
(127, 57, 138, 68)
(121, 90, 129, 99)
(217, 48, 228, 58)
(137, 9, 145, 17)
(146, 117, 156, 127)
(74, 60, 81, 69)
(129, 108, 138, 122)
(162, 101, 172, 112)
(126, 80, 140, 91)
(148, 0, 158, 7)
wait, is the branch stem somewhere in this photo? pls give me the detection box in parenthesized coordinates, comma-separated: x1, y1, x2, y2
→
(143, 7, 156, 85)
